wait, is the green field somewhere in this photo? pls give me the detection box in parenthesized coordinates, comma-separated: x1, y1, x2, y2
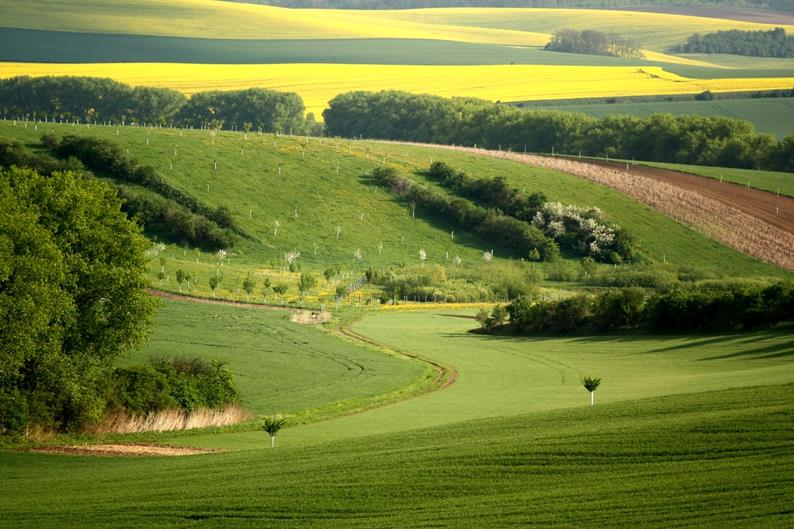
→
(2, 308, 793, 527)
(126, 299, 432, 420)
(0, 121, 785, 283)
(640, 161, 794, 197)
(525, 97, 794, 139)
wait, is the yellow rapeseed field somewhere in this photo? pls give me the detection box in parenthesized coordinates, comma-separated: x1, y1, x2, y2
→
(3, 62, 793, 118)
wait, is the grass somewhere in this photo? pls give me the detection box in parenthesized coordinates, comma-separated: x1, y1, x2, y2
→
(1, 120, 785, 280)
(126, 298, 432, 421)
(3, 62, 794, 119)
(640, 161, 794, 198)
(382, 7, 794, 51)
(2, 308, 793, 527)
(525, 97, 794, 139)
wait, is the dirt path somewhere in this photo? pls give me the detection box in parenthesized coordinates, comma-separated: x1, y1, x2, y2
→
(29, 444, 215, 457)
(587, 159, 794, 235)
(397, 142, 794, 271)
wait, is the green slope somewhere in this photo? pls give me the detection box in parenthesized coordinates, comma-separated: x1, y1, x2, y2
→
(126, 299, 432, 419)
(2, 306, 793, 528)
(0, 121, 785, 280)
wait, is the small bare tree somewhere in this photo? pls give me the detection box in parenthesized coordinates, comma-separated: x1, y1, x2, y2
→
(419, 248, 427, 267)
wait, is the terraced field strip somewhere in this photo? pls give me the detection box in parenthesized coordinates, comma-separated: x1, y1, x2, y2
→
(417, 143, 794, 271)
(3, 62, 794, 118)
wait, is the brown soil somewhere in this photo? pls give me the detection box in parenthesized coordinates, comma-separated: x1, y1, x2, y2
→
(148, 288, 293, 311)
(29, 444, 215, 457)
(614, 6, 794, 25)
(587, 159, 794, 235)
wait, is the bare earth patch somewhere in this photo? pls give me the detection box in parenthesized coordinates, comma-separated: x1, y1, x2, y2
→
(29, 444, 215, 457)
(290, 310, 332, 325)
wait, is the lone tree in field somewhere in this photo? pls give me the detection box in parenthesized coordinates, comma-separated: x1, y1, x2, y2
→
(262, 416, 286, 448)
(581, 376, 601, 406)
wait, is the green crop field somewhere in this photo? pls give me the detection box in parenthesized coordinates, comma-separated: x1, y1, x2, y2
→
(2, 308, 793, 527)
(0, 121, 785, 285)
(640, 161, 794, 197)
(125, 299, 432, 421)
(525, 97, 794, 139)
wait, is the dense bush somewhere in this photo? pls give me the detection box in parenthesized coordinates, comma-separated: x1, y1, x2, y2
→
(1, 167, 156, 434)
(425, 162, 636, 262)
(371, 166, 559, 261)
(53, 135, 242, 242)
(505, 281, 794, 334)
(677, 28, 794, 58)
(545, 28, 641, 58)
(106, 357, 239, 416)
(117, 186, 237, 251)
(324, 91, 794, 171)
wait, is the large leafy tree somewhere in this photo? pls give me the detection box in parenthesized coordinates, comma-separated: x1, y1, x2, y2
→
(0, 167, 157, 433)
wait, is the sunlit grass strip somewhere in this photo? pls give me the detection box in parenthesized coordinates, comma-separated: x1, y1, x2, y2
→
(3, 62, 793, 118)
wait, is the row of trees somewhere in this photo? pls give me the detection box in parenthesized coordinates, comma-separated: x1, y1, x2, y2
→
(425, 162, 636, 262)
(370, 166, 560, 261)
(677, 28, 794, 58)
(0, 77, 319, 133)
(51, 134, 242, 248)
(504, 280, 794, 334)
(545, 29, 641, 58)
(323, 91, 794, 171)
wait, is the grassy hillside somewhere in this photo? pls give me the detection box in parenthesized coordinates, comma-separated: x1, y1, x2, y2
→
(2, 307, 793, 527)
(0, 120, 785, 281)
(126, 299, 432, 420)
(526, 97, 794, 139)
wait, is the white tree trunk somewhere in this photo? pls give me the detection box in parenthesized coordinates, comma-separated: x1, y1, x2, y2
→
(271, 435, 275, 448)
(590, 391, 594, 406)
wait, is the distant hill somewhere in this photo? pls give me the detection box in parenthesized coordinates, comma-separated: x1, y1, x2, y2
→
(225, 0, 794, 14)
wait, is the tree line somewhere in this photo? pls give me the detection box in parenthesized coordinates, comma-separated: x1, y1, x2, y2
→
(323, 90, 794, 172)
(425, 162, 637, 263)
(370, 166, 559, 261)
(502, 280, 794, 334)
(545, 29, 641, 58)
(0, 76, 319, 134)
(51, 134, 241, 250)
(677, 28, 794, 58)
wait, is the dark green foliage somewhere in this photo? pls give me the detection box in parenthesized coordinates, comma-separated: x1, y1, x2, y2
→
(425, 162, 637, 262)
(476, 304, 508, 332)
(0, 167, 156, 433)
(324, 91, 790, 171)
(0, 137, 77, 175)
(506, 281, 794, 334)
(0, 76, 185, 125)
(106, 357, 239, 415)
(678, 28, 794, 58)
(176, 88, 309, 134)
(545, 28, 641, 58)
(298, 273, 317, 298)
(0, 77, 317, 133)
(370, 166, 559, 261)
(581, 376, 601, 392)
(52, 134, 241, 246)
(117, 186, 236, 251)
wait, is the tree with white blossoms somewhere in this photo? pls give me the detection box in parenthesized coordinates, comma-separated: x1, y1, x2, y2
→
(419, 248, 427, 266)
(353, 248, 363, 261)
(216, 248, 227, 265)
(483, 250, 493, 263)
(453, 256, 462, 267)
